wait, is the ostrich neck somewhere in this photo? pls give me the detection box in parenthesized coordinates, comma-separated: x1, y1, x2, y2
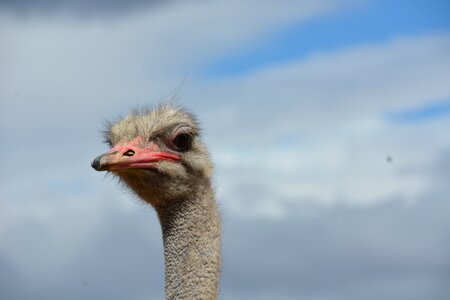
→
(155, 183, 221, 300)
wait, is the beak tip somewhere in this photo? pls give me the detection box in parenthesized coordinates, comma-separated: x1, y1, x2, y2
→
(91, 156, 102, 171)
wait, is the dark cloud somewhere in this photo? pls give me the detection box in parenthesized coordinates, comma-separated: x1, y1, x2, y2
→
(1, 147, 449, 299)
(217, 149, 450, 300)
(1, 190, 449, 300)
(0, 253, 24, 300)
(433, 148, 450, 182)
(0, 0, 173, 17)
(219, 193, 450, 300)
(0, 201, 166, 300)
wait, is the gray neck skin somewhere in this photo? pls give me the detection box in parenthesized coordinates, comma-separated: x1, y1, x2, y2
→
(156, 184, 221, 300)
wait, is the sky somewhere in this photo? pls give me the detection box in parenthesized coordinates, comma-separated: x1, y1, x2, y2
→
(0, 0, 449, 299)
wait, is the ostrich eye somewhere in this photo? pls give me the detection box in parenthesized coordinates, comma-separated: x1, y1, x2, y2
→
(172, 133, 192, 151)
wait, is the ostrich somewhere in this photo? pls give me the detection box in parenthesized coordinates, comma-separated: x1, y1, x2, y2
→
(91, 104, 221, 299)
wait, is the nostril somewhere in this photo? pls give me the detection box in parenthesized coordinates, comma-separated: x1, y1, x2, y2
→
(123, 149, 135, 157)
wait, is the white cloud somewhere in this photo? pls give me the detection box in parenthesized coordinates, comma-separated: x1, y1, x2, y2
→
(0, 0, 340, 131)
(200, 33, 450, 218)
(214, 112, 450, 217)
(195, 33, 450, 143)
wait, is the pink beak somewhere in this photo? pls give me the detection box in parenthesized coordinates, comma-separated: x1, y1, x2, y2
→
(91, 141, 180, 171)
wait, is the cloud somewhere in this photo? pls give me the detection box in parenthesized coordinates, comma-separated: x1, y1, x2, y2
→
(0, 0, 170, 18)
(195, 33, 450, 147)
(0, 195, 165, 299)
(0, 0, 338, 134)
(1, 150, 449, 299)
(212, 115, 450, 217)
(220, 196, 450, 300)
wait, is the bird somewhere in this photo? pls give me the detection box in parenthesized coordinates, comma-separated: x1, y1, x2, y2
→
(91, 104, 221, 299)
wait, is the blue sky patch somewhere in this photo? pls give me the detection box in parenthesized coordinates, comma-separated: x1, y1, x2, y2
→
(201, 0, 450, 78)
(386, 99, 450, 123)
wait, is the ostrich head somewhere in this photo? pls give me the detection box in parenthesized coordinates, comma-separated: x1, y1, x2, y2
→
(92, 104, 221, 299)
(91, 104, 213, 207)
